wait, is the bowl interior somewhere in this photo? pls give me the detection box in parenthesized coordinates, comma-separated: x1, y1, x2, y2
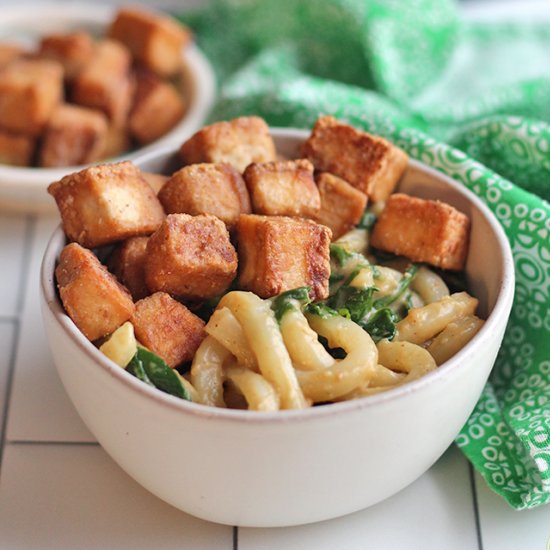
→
(42, 127, 515, 420)
(0, 3, 215, 213)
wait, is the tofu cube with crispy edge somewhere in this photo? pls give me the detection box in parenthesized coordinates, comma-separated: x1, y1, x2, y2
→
(129, 70, 185, 145)
(145, 213, 238, 300)
(131, 292, 205, 368)
(179, 116, 277, 173)
(55, 243, 135, 341)
(0, 59, 63, 136)
(370, 193, 471, 271)
(39, 104, 108, 168)
(301, 116, 409, 203)
(108, 236, 150, 301)
(315, 172, 368, 240)
(48, 161, 165, 248)
(0, 130, 35, 166)
(158, 163, 251, 226)
(236, 214, 332, 300)
(0, 43, 25, 69)
(109, 7, 191, 76)
(72, 39, 133, 126)
(243, 159, 320, 218)
(39, 32, 94, 80)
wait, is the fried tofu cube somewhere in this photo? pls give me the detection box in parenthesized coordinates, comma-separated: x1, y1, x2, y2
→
(48, 161, 165, 248)
(39, 31, 94, 80)
(131, 292, 205, 368)
(109, 7, 191, 76)
(72, 39, 133, 126)
(108, 236, 150, 301)
(0, 59, 63, 135)
(145, 213, 238, 300)
(39, 104, 108, 167)
(55, 243, 135, 341)
(243, 159, 320, 218)
(142, 172, 168, 194)
(0, 130, 35, 166)
(0, 43, 25, 69)
(158, 163, 251, 226)
(301, 116, 408, 203)
(236, 214, 331, 300)
(179, 116, 277, 173)
(129, 70, 185, 144)
(315, 172, 368, 239)
(103, 123, 131, 160)
(370, 193, 470, 271)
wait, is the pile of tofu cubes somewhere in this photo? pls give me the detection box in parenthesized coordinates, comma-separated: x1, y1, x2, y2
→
(0, 7, 188, 168)
(51, 115, 470, 370)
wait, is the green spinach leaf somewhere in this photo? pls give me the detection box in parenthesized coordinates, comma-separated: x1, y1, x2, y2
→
(128, 348, 190, 400)
(272, 287, 311, 322)
(361, 308, 398, 343)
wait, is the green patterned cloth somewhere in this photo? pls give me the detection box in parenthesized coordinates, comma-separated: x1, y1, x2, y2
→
(180, 0, 550, 509)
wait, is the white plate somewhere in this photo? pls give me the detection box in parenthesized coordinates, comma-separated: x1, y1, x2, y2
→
(0, 3, 216, 213)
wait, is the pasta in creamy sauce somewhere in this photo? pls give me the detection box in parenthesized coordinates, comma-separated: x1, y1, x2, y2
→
(101, 226, 484, 411)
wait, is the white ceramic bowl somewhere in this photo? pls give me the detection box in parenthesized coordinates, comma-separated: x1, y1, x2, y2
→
(40, 129, 515, 527)
(0, 3, 215, 213)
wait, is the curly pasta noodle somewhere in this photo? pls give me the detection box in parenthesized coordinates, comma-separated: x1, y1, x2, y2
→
(217, 291, 308, 410)
(177, 285, 483, 410)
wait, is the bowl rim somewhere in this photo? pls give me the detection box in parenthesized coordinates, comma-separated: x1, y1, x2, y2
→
(0, 2, 216, 199)
(40, 127, 516, 425)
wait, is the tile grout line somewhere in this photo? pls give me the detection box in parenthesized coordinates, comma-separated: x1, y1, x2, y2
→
(15, 214, 37, 315)
(0, 318, 20, 470)
(468, 461, 484, 550)
(7, 440, 99, 446)
(0, 317, 17, 324)
(233, 526, 238, 550)
(0, 215, 36, 472)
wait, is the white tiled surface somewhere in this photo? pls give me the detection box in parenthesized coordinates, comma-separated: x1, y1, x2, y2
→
(1, 215, 548, 550)
(6, 215, 93, 443)
(0, 215, 28, 317)
(0, 443, 231, 549)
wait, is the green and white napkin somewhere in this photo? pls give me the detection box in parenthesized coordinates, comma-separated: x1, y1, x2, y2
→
(180, 0, 550, 509)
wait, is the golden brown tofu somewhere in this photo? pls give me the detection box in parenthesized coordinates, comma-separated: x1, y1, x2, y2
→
(48, 161, 165, 248)
(145, 213, 238, 300)
(315, 172, 368, 239)
(142, 171, 168, 194)
(72, 39, 133, 126)
(131, 292, 205, 368)
(39, 104, 108, 168)
(39, 31, 94, 80)
(243, 159, 320, 218)
(0, 130, 35, 166)
(301, 116, 408, 203)
(109, 7, 191, 76)
(179, 116, 277, 173)
(0, 43, 25, 69)
(0, 59, 63, 135)
(236, 214, 332, 300)
(370, 193, 470, 271)
(55, 243, 135, 341)
(129, 70, 185, 144)
(102, 123, 131, 160)
(108, 236, 150, 301)
(158, 163, 251, 226)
